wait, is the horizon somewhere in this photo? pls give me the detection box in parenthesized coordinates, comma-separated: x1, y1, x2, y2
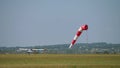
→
(0, 42, 119, 47)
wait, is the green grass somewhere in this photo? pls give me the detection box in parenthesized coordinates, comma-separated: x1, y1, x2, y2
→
(0, 54, 120, 68)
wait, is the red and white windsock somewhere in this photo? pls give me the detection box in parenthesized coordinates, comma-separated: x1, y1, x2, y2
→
(69, 24, 88, 48)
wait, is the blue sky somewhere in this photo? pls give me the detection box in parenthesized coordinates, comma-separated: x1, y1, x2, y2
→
(0, 0, 120, 47)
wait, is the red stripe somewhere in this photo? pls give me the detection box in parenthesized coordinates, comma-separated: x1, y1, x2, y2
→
(76, 31, 82, 36)
(72, 40, 76, 45)
(81, 24, 88, 30)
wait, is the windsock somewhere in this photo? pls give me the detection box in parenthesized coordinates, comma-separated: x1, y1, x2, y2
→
(69, 24, 88, 48)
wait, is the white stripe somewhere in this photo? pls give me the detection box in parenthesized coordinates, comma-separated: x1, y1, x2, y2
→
(78, 27, 83, 32)
(73, 35, 78, 40)
(69, 44, 73, 48)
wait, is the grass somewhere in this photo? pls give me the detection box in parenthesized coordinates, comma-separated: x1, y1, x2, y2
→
(0, 54, 120, 68)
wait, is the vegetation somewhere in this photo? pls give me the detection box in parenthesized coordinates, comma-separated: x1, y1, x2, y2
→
(0, 54, 120, 68)
(0, 42, 120, 54)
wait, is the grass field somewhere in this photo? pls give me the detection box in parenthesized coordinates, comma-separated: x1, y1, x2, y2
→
(0, 54, 120, 68)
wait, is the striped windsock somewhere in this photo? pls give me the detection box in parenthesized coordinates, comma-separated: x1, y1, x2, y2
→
(69, 24, 88, 48)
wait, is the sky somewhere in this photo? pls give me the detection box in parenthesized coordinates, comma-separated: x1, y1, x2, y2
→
(0, 0, 120, 47)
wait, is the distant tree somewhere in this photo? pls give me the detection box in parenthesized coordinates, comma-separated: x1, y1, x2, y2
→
(104, 51, 109, 54)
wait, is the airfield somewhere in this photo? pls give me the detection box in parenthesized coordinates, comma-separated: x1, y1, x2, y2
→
(0, 54, 120, 68)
